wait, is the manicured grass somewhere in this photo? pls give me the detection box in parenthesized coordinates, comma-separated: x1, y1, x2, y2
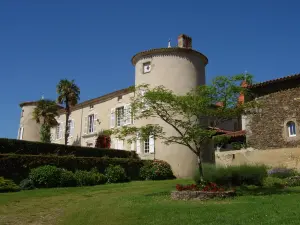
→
(1, 180, 300, 225)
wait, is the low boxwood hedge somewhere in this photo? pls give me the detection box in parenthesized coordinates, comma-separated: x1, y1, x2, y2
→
(0, 154, 148, 183)
(0, 138, 138, 158)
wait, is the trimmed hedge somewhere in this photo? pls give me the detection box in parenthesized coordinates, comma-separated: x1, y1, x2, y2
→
(0, 154, 147, 183)
(0, 138, 138, 159)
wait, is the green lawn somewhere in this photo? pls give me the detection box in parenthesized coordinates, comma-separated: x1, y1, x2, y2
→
(1, 180, 300, 225)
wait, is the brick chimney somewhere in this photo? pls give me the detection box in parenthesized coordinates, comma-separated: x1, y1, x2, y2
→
(177, 34, 192, 49)
(238, 80, 248, 104)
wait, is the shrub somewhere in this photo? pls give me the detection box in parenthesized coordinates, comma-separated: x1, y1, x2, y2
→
(105, 165, 127, 183)
(59, 169, 76, 187)
(74, 169, 106, 186)
(176, 184, 199, 191)
(95, 134, 111, 149)
(267, 167, 296, 179)
(140, 160, 174, 180)
(201, 182, 226, 192)
(0, 154, 146, 183)
(194, 164, 268, 186)
(263, 177, 286, 189)
(19, 178, 35, 190)
(285, 176, 300, 187)
(231, 142, 243, 150)
(29, 165, 61, 188)
(0, 177, 20, 192)
(0, 138, 138, 158)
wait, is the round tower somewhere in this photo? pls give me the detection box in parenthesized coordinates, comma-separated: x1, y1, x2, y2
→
(132, 34, 209, 178)
(18, 101, 41, 142)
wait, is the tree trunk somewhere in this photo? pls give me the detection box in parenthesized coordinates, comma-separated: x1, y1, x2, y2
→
(65, 102, 70, 145)
(197, 154, 204, 184)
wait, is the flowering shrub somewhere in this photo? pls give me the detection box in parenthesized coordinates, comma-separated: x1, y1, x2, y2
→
(95, 134, 111, 149)
(176, 183, 228, 192)
(105, 165, 127, 183)
(267, 167, 296, 179)
(140, 160, 174, 180)
(202, 182, 225, 192)
(176, 184, 199, 191)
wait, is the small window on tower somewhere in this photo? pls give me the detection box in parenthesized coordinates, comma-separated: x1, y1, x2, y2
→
(143, 62, 151, 73)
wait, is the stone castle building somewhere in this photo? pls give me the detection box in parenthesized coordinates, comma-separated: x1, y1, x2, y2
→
(18, 34, 238, 178)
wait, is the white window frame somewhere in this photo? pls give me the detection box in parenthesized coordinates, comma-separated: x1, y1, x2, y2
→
(144, 137, 150, 154)
(68, 119, 75, 137)
(56, 122, 63, 140)
(116, 106, 125, 127)
(287, 121, 296, 137)
(88, 114, 94, 133)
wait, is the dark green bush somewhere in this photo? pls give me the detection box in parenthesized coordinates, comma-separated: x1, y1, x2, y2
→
(267, 167, 297, 178)
(29, 165, 61, 188)
(140, 160, 174, 180)
(263, 177, 286, 189)
(0, 154, 147, 183)
(105, 165, 127, 183)
(0, 138, 138, 158)
(19, 178, 35, 190)
(285, 176, 300, 187)
(0, 177, 20, 192)
(74, 169, 106, 186)
(231, 142, 243, 150)
(194, 164, 268, 186)
(59, 169, 77, 187)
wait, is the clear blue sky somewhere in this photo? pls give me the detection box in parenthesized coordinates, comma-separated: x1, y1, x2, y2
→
(1, 0, 300, 138)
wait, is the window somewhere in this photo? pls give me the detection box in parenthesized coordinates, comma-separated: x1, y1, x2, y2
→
(117, 95, 122, 102)
(84, 114, 97, 134)
(144, 137, 150, 154)
(88, 114, 95, 133)
(56, 123, 62, 140)
(287, 121, 296, 137)
(89, 105, 94, 110)
(116, 106, 124, 127)
(18, 127, 24, 140)
(68, 120, 74, 136)
(21, 109, 24, 117)
(143, 62, 151, 73)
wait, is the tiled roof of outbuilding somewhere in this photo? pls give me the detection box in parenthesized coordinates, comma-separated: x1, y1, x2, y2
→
(249, 73, 300, 88)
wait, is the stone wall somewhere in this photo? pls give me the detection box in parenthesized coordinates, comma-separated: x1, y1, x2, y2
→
(215, 148, 300, 170)
(247, 87, 300, 149)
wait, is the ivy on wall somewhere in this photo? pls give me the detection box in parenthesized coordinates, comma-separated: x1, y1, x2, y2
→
(247, 87, 300, 149)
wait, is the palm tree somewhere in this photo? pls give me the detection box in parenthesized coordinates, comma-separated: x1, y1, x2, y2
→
(32, 99, 59, 143)
(56, 79, 80, 145)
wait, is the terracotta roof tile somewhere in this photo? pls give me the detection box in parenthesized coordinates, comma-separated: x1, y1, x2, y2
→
(249, 73, 300, 88)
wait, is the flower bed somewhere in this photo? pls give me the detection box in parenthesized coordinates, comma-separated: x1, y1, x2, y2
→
(171, 190, 236, 200)
(172, 183, 235, 200)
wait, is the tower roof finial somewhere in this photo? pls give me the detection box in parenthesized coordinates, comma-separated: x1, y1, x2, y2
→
(244, 70, 248, 80)
(168, 38, 171, 48)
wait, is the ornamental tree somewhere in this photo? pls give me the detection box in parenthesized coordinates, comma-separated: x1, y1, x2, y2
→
(108, 74, 254, 181)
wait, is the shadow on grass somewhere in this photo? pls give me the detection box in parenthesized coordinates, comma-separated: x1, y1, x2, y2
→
(236, 185, 300, 196)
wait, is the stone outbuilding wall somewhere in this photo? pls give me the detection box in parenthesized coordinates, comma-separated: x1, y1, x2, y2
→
(247, 87, 300, 149)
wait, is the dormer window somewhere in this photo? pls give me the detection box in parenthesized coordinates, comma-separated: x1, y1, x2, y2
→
(287, 121, 296, 137)
(143, 62, 151, 73)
